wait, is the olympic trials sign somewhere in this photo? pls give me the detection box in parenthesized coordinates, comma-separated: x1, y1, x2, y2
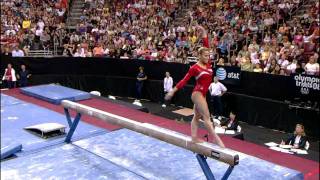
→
(291, 74, 320, 96)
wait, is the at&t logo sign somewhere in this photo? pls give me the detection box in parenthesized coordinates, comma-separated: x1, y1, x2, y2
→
(216, 68, 227, 80)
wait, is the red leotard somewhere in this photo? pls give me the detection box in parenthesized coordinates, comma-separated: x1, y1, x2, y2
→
(176, 62, 213, 96)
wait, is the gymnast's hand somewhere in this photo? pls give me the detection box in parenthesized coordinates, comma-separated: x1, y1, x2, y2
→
(165, 87, 177, 100)
(165, 91, 174, 101)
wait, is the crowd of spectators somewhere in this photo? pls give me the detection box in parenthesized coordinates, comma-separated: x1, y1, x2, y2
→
(1, 0, 319, 76)
(1, 0, 68, 56)
(62, 0, 189, 62)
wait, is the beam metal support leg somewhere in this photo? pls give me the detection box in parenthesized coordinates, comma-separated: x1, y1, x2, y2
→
(64, 108, 72, 127)
(196, 154, 215, 180)
(64, 112, 81, 143)
(221, 166, 234, 180)
(196, 154, 235, 180)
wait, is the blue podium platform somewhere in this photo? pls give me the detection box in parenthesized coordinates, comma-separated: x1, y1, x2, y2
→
(73, 129, 304, 180)
(1, 128, 303, 180)
(20, 84, 91, 104)
(0, 94, 304, 180)
(1, 144, 144, 180)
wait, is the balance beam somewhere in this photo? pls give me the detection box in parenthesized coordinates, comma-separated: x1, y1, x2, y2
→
(62, 100, 239, 165)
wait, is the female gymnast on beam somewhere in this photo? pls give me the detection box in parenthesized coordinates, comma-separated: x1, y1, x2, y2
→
(165, 47, 225, 148)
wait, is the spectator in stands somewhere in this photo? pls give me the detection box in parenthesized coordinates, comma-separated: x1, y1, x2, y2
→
(295, 63, 305, 74)
(2, 63, 17, 89)
(228, 55, 238, 67)
(11, 46, 24, 57)
(221, 111, 239, 131)
(279, 69, 288, 76)
(238, 46, 250, 59)
(17, 64, 31, 87)
(271, 64, 281, 75)
(281, 124, 308, 149)
(62, 44, 73, 57)
(217, 37, 228, 57)
(286, 59, 298, 74)
(304, 56, 319, 76)
(253, 63, 263, 73)
(264, 59, 277, 73)
(162, 71, 173, 108)
(93, 43, 104, 57)
(217, 58, 225, 66)
(73, 45, 85, 57)
(240, 56, 253, 72)
(208, 76, 227, 117)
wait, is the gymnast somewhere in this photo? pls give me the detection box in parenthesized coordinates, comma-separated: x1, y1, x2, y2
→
(165, 47, 225, 148)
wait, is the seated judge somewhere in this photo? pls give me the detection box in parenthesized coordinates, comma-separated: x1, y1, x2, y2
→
(281, 124, 308, 149)
(220, 111, 239, 131)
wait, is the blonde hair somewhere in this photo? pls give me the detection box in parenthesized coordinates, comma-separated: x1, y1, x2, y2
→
(294, 124, 306, 136)
(198, 47, 209, 55)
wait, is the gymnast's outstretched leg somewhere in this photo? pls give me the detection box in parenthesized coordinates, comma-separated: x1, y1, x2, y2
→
(191, 91, 225, 148)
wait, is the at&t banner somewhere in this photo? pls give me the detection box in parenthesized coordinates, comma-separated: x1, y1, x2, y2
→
(215, 66, 241, 85)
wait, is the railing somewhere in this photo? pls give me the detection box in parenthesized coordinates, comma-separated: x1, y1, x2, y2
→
(27, 50, 53, 57)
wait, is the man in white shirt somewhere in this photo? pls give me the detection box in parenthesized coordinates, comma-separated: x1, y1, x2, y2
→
(278, 57, 289, 69)
(73, 46, 86, 57)
(162, 72, 173, 107)
(208, 76, 227, 117)
(286, 59, 297, 74)
(11, 46, 25, 57)
(37, 20, 45, 30)
(305, 56, 319, 76)
(35, 27, 43, 39)
(70, 32, 80, 44)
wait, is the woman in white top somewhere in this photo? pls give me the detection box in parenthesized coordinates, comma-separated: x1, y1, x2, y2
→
(281, 124, 308, 149)
(162, 72, 173, 107)
(305, 56, 319, 75)
(2, 63, 17, 89)
(277, 54, 289, 69)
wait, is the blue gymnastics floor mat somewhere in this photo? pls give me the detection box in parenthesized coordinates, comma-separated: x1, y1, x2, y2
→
(0, 94, 304, 180)
(1, 94, 106, 154)
(74, 129, 303, 180)
(1, 94, 24, 107)
(1, 144, 144, 180)
(20, 84, 91, 104)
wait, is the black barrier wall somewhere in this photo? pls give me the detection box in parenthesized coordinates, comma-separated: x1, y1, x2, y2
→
(1, 56, 319, 137)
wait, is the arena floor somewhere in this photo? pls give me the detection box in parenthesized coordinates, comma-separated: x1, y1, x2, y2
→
(1, 87, 319, 180)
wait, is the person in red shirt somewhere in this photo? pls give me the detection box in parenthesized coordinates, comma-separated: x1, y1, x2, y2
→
(61, 0, 68, 9)
(165, 47, 225, 148)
